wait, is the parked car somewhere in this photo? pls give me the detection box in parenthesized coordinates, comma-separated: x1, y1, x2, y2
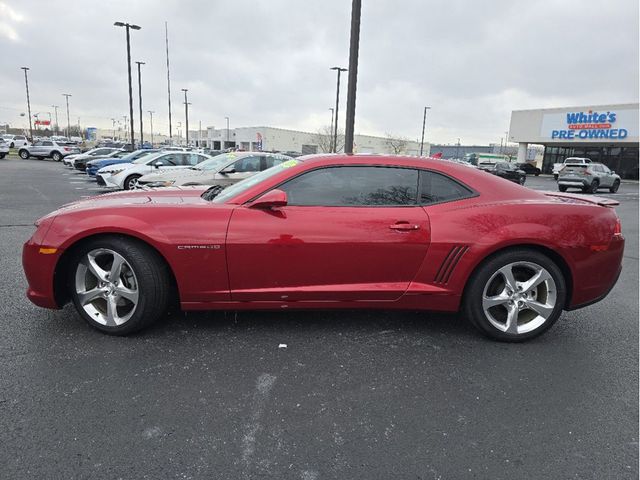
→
(0, 138, 9, 158)
(2, 134, 30, 148)
(73, 148, 124, 171)
(553, 157, 591, 180)
(63, 147, 122, 168)
(18, 140, 80, 161)
(96, 151, 211, 190)
(558, 162, 621, 193)
(23, 155, 624, 341)
(516, 162, 541, 176)
(86, 149, 160, 176)
(137, 152, 293, 188)
(485, 162, 526, 185)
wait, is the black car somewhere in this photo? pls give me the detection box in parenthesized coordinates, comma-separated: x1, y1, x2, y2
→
(516, 162, 541, 176)
(488, 162, 526, 185)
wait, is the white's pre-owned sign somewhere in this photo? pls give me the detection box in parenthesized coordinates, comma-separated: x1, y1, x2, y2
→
(541, 108, 639, 141)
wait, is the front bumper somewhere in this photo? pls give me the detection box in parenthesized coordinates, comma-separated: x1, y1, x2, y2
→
(23, 240, 62, 309)
(96, 173, 120, 188)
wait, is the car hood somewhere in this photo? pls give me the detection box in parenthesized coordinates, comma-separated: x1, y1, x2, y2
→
(52, 186, 211, 215)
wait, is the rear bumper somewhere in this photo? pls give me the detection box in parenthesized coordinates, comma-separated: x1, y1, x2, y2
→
(558, 179, 589, 187)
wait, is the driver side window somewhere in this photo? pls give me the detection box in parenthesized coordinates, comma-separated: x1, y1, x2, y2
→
(233, 156, 261, 172)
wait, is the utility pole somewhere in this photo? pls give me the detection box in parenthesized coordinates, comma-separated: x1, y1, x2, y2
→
(135, 61, 145, 145)
(62, 93, 72, 139)
(114, 21, 141, 149)
(330, 66, 347, 153)
(165, 22, 173, 143)
(225, 116, 230, 148)
(344, 0, 362, 154)
(455, 138, 461, 159)
(148, 111, 154, 146)
(329, 107, 334, 152)
(419, 106, 431, 157)
(51, 105, 59, 135)
(21, 67, 33, 140)
(111, 118, 116, 140)
(182, 88, 189, 146)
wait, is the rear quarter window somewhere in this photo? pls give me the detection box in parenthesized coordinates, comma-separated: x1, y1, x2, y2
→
(420, 170, 475, 205)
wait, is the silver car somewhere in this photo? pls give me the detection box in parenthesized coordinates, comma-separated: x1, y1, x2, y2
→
(136, 152, 293, 188)
(558, 162, 621, 194)
(0, 138, 9, 158)
(18, 140, 81, 161)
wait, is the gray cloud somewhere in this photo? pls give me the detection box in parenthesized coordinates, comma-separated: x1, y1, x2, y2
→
(1, 0, 637, 144)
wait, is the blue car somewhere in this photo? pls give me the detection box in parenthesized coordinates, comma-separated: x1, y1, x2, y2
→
(86, 149, 160, 176)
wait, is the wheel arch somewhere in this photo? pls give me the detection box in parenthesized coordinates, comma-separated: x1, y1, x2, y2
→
(53, 232, 180, 308)
(461, 243, 574, 309)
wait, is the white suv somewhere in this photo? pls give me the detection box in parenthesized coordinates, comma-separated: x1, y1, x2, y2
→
(2, 134, 30, 148)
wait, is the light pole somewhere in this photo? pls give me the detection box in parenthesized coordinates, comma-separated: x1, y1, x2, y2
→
(114, 21, 141, 149)
(330, 66, 347, 153)
(419, 106, 431, 157)
(504, 130, 509, 157)
(148, 111, 154, 146)
(111, 118, 117, 140)
(20, 67, 33, 140)
(165, 22, 173, 143)
(455, 138, 461, 159)
(62, 93, 72, 138)
(182, 88, 189, 146)
(225, 116, 230, 148)
(135, 61, 145, 146)
(329, 107, 334, 152)
(344, 0, 362, 154)
(51, 105, 59, 135)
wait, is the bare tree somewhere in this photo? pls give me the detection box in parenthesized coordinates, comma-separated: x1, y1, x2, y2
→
(384, 132, 409, 154)
(311, 125, 345, 153)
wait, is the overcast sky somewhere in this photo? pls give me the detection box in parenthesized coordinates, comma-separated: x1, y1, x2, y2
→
(1, 0, 638, 144)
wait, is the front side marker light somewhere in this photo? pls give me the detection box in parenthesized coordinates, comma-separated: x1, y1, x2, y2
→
(38, 247, 58, 254)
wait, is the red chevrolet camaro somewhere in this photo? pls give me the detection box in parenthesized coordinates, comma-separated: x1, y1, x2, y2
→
(23, 155, 624, 341)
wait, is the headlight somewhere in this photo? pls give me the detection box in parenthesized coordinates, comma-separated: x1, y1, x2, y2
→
(104, 168, 126, 175)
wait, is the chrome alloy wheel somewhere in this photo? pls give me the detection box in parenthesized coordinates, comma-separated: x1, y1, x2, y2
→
(481, 261, 557, 335)
(75, 248, 139, 326)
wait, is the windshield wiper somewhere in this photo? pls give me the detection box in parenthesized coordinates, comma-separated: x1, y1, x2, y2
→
(201, 184, 228, 201)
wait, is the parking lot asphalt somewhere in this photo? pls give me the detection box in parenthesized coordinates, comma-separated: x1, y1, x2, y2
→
(1, 156, 638, 479)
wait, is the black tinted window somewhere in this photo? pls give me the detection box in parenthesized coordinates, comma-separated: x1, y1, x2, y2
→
(280, 166, 418, 206)
(420, 170, 473, 204)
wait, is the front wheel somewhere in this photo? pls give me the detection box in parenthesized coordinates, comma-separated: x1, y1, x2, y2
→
(68, 236, 171, 335)
(19, 149, 29, 159)
(124, 174, 141, 190)
(463, 249, 566, 342)
(558, 185, 567, 192)
(609, 180, 620, 193)
(553, 174, 558, 180)
(0, 153, 5, 159)
(518, 176, 526, 185)
(52, 151, 62, 161)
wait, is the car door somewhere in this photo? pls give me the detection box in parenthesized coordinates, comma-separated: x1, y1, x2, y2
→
(225, 165, 430, 302)
(599, 164, 614, 187)
(41, 140, 54, 156)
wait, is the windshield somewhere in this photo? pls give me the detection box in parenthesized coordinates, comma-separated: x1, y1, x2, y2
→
(210, 159, 301, 203)
(192, 153, 235, 171)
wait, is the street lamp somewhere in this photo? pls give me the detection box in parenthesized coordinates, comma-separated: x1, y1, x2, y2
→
(20, 67, 33, 140)
(329, 107, 334, 152)
(114, 21, 141, 149)
(135, 61, 145, 145)
(344, 0, 362, 154)
(62, 93, 72, 138)
(51, 105, 59, 135)
(330, 66, 347, 153)
(419, 106, 431, 157)
(182, 88, 189, 146)
(148, 111, 154, 146)
(111, 118, 117, 140)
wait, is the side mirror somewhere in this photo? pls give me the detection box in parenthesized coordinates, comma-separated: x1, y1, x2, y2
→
(221, 165, 236, 175)
(611, 170, 616, 174)
(154, 161, 163, 169)
(250, 189, 288, 209)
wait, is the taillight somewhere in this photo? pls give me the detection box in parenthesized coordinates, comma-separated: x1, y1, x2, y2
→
(64, 147, 70, 151)
(614, 217, 622, 236)
(582, 169, 591, 175)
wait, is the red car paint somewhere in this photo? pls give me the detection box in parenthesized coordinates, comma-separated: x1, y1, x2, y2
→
(23, 155, 624, 313)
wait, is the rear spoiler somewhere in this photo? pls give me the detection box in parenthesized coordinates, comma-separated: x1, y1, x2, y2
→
(542, 191, 620, 207)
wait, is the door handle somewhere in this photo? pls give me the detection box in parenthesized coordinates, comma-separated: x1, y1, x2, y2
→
(389, 222, 420, 231)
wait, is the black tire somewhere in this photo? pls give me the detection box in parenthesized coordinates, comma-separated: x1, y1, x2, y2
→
(558, 185, 568, 192)
(52, 151, 62, 161)
(0, 153, 5, 159)
(584, 180, 599, 194)
(463, 248, 567, 342)
(534, 171, 540, 176)
(68, 236, 171, 335)
(18, 149, 29, 159)
(553, 174, 558, 180)
(10, 142, 15, 148)
(609, 180, 620, 193)
(124, 174, 141, 190)
(518, 176, 526, 185)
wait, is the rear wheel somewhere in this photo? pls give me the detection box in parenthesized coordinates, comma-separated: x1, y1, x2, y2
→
(558, 185, 567, 192)
(0, 153, 5, 159)
(19, 149, 29, 159)
(584, 180, 599, 194)
(124, 174, 141, 190)
(553, 174, 558, 180)
(534, 170, 540, 176)
(68, 236, 170, 335)
(609, 180, 620, 193)
(463, 249, 566, 342)
(52, 151, 62, 161)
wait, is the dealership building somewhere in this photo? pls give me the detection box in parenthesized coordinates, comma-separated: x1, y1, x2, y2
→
(509, 103, 639, 179)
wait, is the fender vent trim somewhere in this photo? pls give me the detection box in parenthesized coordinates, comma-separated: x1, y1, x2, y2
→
(434, 245, 469, 284)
